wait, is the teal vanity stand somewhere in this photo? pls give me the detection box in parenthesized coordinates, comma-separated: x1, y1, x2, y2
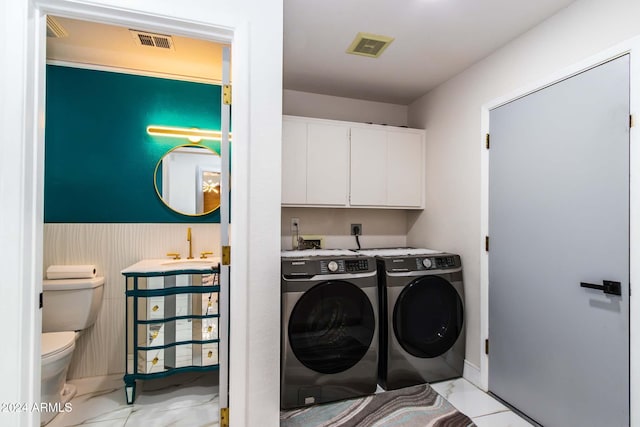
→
(121, 259, 221, 404)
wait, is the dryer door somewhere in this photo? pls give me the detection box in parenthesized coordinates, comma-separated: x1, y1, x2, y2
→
(393, 276, 463, 358)
(288, 280, 375, 374)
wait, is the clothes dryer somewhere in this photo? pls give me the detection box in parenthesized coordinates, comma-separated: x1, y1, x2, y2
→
(280, 250, 379, 409)
(359, 248, 465, 390)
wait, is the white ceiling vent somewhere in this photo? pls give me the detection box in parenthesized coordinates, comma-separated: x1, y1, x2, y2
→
(130, 30, 174, 50)
(346, 32, 394, 58)
(46, 16, 68, 38)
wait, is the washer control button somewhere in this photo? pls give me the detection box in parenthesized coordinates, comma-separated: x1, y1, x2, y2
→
(327, 260, 339, 272)
(422, 258, 432, 269)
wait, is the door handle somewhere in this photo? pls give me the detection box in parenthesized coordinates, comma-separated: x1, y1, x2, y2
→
(580, 280, 622, 296)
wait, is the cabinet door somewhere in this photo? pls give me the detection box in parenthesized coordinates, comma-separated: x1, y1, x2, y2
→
(306, 123, 349, 205)
(387, 132, 423, 207)
(282, 119, 308, 204)
(350, 127, 387, 206)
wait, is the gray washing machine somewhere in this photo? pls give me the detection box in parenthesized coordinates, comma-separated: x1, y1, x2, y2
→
(280, 250, 379, 409)
(359, 248, 465, 391)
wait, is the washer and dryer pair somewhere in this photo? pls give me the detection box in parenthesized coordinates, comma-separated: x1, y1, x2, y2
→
(280, 248, 465, 409)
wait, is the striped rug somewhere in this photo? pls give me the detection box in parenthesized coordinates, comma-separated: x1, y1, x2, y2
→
(280, 383, 475, 427)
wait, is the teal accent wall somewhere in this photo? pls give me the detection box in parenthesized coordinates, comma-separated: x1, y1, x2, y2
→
(45, 65, 225, 223)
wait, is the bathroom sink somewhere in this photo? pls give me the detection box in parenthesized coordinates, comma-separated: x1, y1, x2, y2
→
(121, 258, 221, 275)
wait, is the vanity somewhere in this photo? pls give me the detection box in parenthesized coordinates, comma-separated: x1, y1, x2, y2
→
(121, 258, 221, 404)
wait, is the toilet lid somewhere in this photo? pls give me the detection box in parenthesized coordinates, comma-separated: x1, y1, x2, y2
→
(41, 332, 75, 358)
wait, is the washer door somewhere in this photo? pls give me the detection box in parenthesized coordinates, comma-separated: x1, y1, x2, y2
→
(288, 280, 375, 374)
(393, 275, 463, 358)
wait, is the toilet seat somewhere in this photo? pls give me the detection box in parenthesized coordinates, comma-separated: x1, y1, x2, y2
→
(42, 331, 76, 362)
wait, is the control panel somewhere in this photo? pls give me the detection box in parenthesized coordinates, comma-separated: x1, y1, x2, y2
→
(415, 255, 458, 270)
(319, 258, 369, 274)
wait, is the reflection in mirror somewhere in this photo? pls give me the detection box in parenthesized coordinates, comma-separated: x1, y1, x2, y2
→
(154, 144, 221, 216)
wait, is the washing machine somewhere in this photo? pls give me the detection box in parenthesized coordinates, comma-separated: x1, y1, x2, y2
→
(359, 248, 465, 391)
(280, 249, 379, 409)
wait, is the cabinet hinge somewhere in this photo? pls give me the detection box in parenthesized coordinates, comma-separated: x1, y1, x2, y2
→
(485, 236, 489, 252)
(631, 115, 634, 128)
(220, 407, 229, 427)
(223, 84, 232, 105)
(485, 133, 490, 149)
(222, 245, 231, 266)
(485, 338, 489, 355)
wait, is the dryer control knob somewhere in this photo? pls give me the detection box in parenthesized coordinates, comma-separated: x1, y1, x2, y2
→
(422, 258, 432, 269)
(327, 261, 339, 272)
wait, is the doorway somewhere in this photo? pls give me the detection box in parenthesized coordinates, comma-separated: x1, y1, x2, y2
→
(40, 9, 232, 426)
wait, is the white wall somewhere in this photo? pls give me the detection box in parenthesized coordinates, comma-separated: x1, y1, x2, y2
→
(407, 0, 640, 370)
(1, 1, 282, 426)
(284, 89, 408, 127)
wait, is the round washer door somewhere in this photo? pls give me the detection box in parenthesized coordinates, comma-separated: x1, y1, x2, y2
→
(288, 280, 375, 374)
(393, 275, 463, 358)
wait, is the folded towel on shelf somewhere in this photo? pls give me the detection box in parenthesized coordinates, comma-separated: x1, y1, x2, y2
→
(46, 264, 97, 280)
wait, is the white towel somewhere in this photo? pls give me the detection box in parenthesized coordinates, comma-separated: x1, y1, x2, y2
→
(46, 264, 97, 280)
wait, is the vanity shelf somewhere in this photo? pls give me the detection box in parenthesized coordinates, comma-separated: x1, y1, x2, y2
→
(122, 260, 221, 404)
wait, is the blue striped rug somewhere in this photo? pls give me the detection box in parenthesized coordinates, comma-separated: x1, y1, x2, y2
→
(280, 383, 475, 427)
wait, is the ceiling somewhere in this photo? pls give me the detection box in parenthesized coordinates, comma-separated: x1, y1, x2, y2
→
(47, 0, 577, 105)
(284, 0, 576, 104)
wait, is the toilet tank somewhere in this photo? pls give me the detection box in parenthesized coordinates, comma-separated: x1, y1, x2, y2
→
(42, 277, 105, 333)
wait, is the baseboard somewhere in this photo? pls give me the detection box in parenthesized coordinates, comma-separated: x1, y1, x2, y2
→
(463, 360, 483, 390)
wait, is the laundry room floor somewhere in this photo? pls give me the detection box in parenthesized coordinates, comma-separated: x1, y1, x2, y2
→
(430, 378, 534, 426)
(46, 374, 532, 427)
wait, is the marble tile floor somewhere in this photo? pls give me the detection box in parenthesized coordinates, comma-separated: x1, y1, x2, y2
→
(46, 371, 219, 427)
(430, 378, 535, 427)
(47, 374, 532, 427)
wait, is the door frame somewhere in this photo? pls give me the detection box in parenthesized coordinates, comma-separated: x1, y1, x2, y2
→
(16, 1, 248, 425)
(480, 36, 640, 425)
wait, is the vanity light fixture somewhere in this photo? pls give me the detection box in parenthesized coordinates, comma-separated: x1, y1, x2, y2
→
(146, 125, 232, 143)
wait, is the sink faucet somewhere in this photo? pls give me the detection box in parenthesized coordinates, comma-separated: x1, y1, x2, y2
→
(187, 227, 194, 259)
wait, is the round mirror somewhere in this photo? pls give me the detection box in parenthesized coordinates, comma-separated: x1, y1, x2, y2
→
(154, 144, 222, 216)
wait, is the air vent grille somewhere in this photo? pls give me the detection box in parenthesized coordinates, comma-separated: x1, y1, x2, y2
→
(346, 32, 394, 58)
(130, 30, 174, 50)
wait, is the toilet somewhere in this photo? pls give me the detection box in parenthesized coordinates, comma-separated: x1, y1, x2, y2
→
(41, 276, 104, 425)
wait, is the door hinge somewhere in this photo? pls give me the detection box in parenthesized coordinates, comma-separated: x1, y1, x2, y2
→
(485, 338, 489, 355)
(630, 115, 634, 128)
(485, 133, 490, 149)
(485, 236, 489, 252)
(39, 292, 43, 309)
(220, 407, 229, 427)
(222, 245, 231, 266)
(223, 84, 232, 105)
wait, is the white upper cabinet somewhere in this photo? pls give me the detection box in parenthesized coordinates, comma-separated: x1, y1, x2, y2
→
(386, 131, 423, 207)
(282, 115, 424, 209)
(306, 122, 350, 205)
(350, 127, 388, 206)
(282, 116, 350, 206)
(281, 119, 308, 204)
(350, 127, 424, 208)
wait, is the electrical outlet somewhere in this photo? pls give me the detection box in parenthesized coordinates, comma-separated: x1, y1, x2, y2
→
(290, 217, 300, 232)
(351, 223, 362, 236)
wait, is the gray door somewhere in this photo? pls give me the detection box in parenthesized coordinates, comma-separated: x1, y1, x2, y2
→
(489, 55, 629, 427)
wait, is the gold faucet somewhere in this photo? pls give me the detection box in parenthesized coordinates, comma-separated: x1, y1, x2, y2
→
(187, 227, 194, 259)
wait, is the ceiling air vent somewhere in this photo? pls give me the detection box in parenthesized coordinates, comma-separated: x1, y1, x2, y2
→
(46, 16, 68, 38)
(346, 32, 394, 58)
(129, 30, 174, 50)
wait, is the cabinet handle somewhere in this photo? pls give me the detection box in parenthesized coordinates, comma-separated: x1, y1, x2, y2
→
(152, 357, 159, 365)
(207, 351, 213, 358)
(200, 251, 214, 259)
(152, 305, 159, 312)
